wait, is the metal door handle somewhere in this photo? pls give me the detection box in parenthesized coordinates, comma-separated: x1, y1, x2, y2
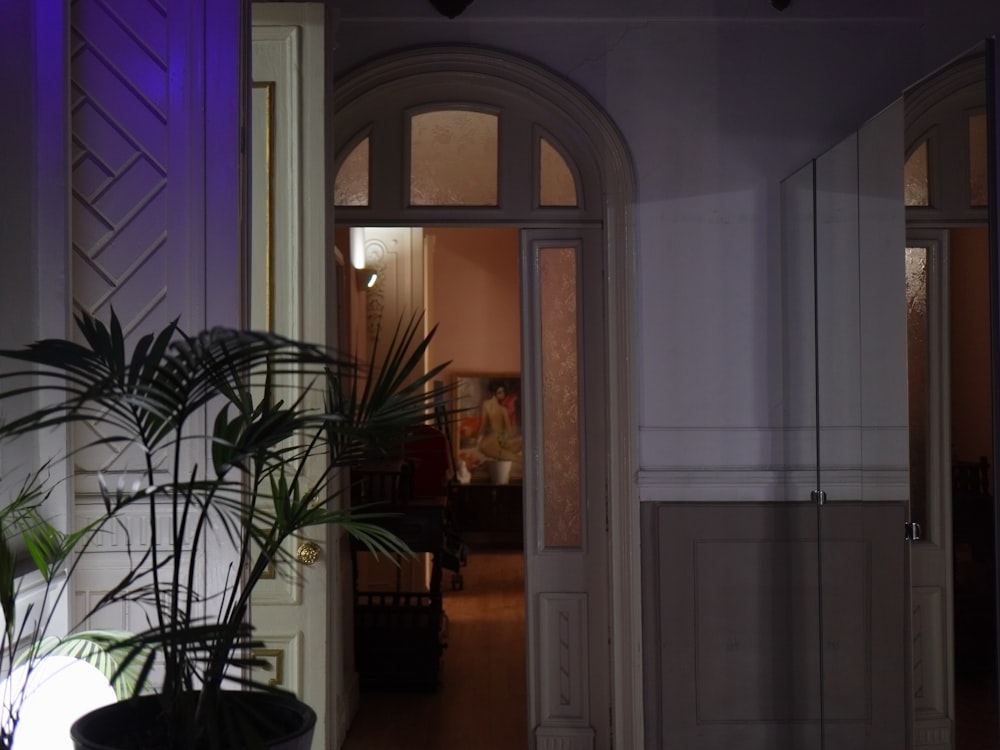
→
(296, 541, 321, 565)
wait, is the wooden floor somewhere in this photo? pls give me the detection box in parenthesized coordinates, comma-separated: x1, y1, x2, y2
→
(341, 551, 528, 750)
(956, 674, 999, 750)
(340, 550, 1000, 749)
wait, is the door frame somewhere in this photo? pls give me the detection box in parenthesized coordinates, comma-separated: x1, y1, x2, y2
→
(902, 43, 998, 748)
(329, 46, 642, 747)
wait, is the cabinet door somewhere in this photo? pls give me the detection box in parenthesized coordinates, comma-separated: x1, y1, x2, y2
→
(781, 99, 910, 749)
(815, 98, 910, 750)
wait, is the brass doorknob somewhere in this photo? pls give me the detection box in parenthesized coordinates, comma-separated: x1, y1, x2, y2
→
(295, 541, 321, 565)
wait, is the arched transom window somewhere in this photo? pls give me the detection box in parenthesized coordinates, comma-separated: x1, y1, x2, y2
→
(904, 53, 988, 223)
(332, 63, 600, 225)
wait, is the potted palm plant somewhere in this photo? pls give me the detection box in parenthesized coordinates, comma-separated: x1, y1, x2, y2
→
(0, 310, 449, 749)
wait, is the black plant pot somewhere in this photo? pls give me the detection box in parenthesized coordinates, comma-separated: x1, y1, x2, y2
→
(70, 691, 317, 750)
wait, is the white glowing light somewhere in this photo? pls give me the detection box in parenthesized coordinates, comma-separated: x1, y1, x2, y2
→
(0, 655, 116, 749)
(350, 227, 367, 269)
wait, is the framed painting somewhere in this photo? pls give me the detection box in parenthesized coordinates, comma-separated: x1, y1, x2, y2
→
(453, 374, 523, 484)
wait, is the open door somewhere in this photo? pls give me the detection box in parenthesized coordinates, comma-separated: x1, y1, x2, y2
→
(249, 6, 332, 750)
(520, 227, 611, 750)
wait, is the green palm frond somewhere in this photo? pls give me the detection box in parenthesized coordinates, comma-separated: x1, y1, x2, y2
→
(325, 312, 453, 465)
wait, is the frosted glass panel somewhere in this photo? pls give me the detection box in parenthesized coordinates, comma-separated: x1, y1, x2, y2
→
(905, 246, 928, 532)
(539, 247, 581, 548)
(904, 141, 929, 207)
(540, 138, 577, 206)
(969, 112, 988, 207)
(334, 137, 370, 207)
(409, 110, 498, 206)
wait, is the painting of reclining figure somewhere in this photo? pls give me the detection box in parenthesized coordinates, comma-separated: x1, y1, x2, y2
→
(454, 374, 523, 484)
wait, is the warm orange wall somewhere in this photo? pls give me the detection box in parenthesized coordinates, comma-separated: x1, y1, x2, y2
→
(335, 225, 519, 381)
(426, 227, 520, 381)
(949, 226, 992, 465)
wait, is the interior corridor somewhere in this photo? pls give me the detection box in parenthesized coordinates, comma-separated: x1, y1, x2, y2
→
(342, 551, 527, 749)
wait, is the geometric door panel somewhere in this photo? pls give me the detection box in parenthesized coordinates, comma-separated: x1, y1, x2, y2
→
(71, 0, 198, 339)
(68, 0, 238, 631)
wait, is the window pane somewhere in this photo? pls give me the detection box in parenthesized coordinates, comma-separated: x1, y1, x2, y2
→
(969, 112, 988, 208)
(905, 245, 928, 533)
(540, 247, 581, 548)
(334, 138, 370, 207)
(410, 110, 498, 206)
(540, 138, 577, 207)
(904, 141, 930, 207)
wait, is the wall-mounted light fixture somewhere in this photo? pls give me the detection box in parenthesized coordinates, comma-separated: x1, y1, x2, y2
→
(356, 268, 378, 290)
(349, 226, 367, 270)
(350, 227, 377, 290)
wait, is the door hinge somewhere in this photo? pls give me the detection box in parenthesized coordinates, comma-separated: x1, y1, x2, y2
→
(904, 521, 922, 541)
(810, 489, 827, 505)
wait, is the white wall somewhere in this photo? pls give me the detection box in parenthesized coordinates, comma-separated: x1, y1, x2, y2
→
(0, 0, 72, 537)
(328, 0, 1000, 494)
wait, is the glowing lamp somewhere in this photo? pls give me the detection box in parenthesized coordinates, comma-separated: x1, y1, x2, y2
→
(0, 655, 116, 749)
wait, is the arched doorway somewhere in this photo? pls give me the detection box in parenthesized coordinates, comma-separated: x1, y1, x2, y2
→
(902, 47, 998, 748)
(331, 46, 641, 748)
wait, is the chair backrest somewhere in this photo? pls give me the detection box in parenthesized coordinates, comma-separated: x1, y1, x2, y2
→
(403, 425, 451, 498)
(351, 461, 415, 506)
(953, 455, 991, 497)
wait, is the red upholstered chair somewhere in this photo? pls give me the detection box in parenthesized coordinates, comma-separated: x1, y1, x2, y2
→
(403, 424, 468, 589)
(403, 424, 451, 499)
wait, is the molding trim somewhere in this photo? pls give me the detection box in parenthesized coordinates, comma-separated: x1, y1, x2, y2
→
(638, 467, 909, 503)
(536, 729, 595, 750)
(905, 51, 986, 133)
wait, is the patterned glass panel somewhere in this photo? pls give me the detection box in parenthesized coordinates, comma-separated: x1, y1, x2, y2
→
(969, 112, 988, 208)
(539, 247, 581, 548)
(540, 138, 577, 207)
(409, 110, 498, 206)
(905, 246, 928, 533)
(904, 141, 929, 207)
(334, 137, 369, 207)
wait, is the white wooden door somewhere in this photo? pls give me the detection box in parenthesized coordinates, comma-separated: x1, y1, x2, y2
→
(250, 6, 330, 749)
(904, 230, 956, 748)
(521, 228, 610, 750)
